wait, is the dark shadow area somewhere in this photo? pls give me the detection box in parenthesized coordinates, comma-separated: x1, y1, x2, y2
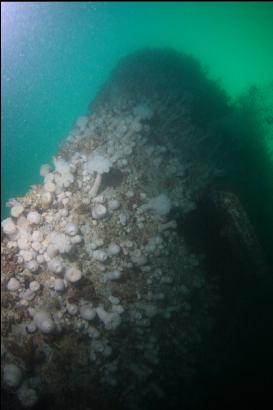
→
(175, 190, 273, 410)
(101, 167, 124, 191)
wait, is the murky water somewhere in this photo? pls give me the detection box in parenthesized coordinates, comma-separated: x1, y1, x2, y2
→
(1, 3, 273, 410)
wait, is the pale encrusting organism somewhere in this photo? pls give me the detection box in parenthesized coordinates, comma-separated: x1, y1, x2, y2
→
(1, 49, 229, 409)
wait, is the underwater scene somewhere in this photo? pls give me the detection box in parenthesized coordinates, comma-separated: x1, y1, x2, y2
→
(1, 2, 273, 410)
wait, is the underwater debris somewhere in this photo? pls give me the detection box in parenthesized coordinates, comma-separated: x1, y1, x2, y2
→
(208, 190, 269, 275)
(2, 48, 270, 410)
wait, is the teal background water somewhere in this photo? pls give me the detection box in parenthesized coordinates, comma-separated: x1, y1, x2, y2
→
(1, 2, 273, 218)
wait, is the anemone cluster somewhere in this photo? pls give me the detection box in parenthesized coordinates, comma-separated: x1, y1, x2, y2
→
(1, 49, 225, 410)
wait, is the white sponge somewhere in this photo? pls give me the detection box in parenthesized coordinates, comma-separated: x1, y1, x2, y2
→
(34, 311, 55, 334)
(3, 364, 23, 388)
(86, 153, 112, 175)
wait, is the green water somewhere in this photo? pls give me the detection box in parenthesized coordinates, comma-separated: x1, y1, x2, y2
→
(1, 2, 273, 218)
